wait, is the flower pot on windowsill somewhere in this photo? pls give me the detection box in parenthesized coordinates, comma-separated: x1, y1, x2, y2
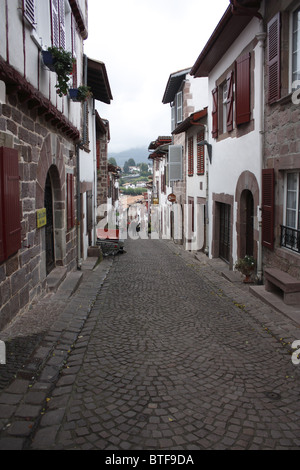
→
(41, 50, 56, 72)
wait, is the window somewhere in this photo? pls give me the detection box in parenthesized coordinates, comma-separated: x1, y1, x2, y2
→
(292, 6, 300, 90)
(222, 80, 228, 133)
(23, 0, 36, 26)
(171, 105, 175, 132)
(235, 53, 251, 125)
(51, 0, 66, 49)
(281, 172, 300, 253)
(197, 130, 205, 175)
(212, 87, 218, 138)
(262, 169, 275, 250)
(177, 91, 183, 124)
(0, 148, 22, 263)
(188, 136, 194, 176)
(267, 13, 281, 103)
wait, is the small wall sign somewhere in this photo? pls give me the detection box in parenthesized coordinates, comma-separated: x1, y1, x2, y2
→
(37, 208, 47, 228)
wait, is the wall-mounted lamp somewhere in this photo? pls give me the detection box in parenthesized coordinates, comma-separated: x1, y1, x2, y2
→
(197, 141, 212, 164)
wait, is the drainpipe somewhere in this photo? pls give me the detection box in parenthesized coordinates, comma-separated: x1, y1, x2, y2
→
(256, 24, 267, 284)
(76, 142, 82, 269)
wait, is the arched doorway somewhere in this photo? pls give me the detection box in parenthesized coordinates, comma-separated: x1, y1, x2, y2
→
(240, 189, 254, 257)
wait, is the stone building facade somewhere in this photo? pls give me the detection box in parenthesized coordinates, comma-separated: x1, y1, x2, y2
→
(263, 0, 300, 280)
(0, 0, 88, 329)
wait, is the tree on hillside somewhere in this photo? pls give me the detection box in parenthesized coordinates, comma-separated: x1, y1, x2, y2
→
(123, 161, 130, 173)
(139, 163, 149, 175)
(128, 158, 136, 167)
(108, 157, 117, 166)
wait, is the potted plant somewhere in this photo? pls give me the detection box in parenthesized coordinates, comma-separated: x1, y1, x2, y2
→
(69, 85, 93, 102)
(234, 255, 256, 282)
(42, 47, 75, 97)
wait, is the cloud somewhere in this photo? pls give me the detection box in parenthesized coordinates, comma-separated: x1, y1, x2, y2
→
(84, 0, 230, 152)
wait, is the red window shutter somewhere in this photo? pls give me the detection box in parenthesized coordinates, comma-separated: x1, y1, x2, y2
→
(197, 130, 205, 175)
(0, 147, 21, 261)
(212, 87, 218, 138)
(71, 15, 77, 87)
(235, 53, 251, 125)
(51, 0, 60, 48)
(188, 137, 194, 176)
(96, 141, 100, 170)
(67, 174, 75, 230)
(0, 162, 4, 263)
(226, 71, 234, 132)
(59, 0, 66, 50)
(262, 169, 275, 250)
(23, 0, 35, 26)
(267, 13, 281, 104)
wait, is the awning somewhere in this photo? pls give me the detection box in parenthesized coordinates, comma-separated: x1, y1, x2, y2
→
(87, 58, 113, 104)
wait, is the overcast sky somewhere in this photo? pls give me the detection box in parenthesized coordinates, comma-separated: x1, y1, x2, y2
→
(84, 0, 230, 154)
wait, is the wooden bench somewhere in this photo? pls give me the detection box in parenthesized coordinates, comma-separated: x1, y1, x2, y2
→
(264, 268, 300, 306)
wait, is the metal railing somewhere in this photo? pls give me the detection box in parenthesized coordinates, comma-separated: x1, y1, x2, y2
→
(280, 225, 300, 254)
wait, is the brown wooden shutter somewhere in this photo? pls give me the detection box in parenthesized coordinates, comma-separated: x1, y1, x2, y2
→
(0, 157, 4, 263)
(212, 87, 218, 138)
(267, 13, 281, 104)
(0, 148, 21, 261)
(262, 169, 275, 250)
(23, 0, 35, 26)
(235, 53, 251, 125)
(67, 173, 75, 230)
(197, 130, 205, 175)
(188, 137, 194, 176)
(226, 71, 234, 132)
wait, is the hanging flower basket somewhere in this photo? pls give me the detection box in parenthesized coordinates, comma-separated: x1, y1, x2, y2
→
(41, 50, 56, 72)
(42, 47, 75, 97)
(69, 85, 93, 102)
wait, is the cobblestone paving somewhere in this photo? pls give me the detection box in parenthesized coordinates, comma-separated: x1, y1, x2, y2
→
(24, 238, 300, 450)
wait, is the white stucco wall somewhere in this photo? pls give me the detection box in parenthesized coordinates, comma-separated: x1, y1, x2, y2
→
(207, 17, 264, 263)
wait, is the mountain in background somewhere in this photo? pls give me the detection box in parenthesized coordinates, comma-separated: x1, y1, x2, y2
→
(108, 147, 150, 168)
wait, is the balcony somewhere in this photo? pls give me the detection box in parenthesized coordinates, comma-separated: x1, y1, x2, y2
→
(280, 225, 300, 254)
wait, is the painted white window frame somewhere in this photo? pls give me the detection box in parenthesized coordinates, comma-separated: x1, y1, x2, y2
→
(176, 91, 183, 124)
(290, 4, 300, 92)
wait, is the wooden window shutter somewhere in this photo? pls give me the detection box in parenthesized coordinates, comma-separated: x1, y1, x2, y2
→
(67, 173, 75, 230)
(267, 13, 281, 104)
(71, 15, 77, 87)
(23, 0, 35, 26)
(0, 148, 21, 261)
(0, 157, 4, 263)
(262, 169, 275, 250)
(188, 137, 194, 176)
(96, 140, 100, 170)
(235, 53, 251, 125)
(212, 87, 218, 138)
(51, 0, 60, 47)
(197, 130, 205, 175)
(59, 0, 66, 50)
(226, 71, 234, 132)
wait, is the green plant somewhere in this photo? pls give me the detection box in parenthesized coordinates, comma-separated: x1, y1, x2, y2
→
(47, 47, 75, 97)
(234, 255, 256, 277)
(76, 85, 93, 101)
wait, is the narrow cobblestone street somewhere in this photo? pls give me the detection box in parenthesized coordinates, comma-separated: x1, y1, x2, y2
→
(0, 238, 300, 451)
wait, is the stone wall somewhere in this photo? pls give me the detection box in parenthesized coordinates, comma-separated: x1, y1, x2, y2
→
(0, 92, 77, 330)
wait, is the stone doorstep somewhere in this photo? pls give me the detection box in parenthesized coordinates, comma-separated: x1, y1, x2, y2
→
(250, 285, 300, 326)
(56, 271, 83, 298)
(46, 267, 67, 293)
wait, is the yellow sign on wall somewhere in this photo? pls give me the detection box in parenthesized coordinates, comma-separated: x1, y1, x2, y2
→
(37, 208, 47, 228)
